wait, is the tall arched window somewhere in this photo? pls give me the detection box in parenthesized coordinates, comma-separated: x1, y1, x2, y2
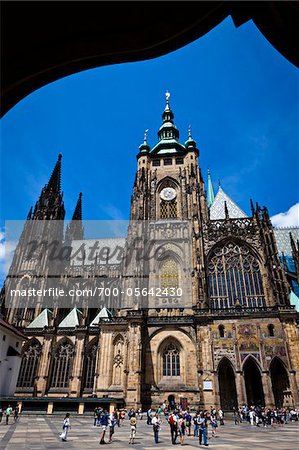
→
(83, 343, 98, 390)
(208, 242, 265, 309)
(50, 341, 75, 389)
(17, 340, 41, 388)
(160, 259, 179, 290)
(163, 343, 180, 376)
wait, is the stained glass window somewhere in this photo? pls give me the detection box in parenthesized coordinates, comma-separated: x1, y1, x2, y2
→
(161, 259, 179, 289)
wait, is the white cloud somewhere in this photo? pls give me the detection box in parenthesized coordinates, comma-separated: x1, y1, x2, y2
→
(271, 203, 299, 228)
(0, 228, 17, 283)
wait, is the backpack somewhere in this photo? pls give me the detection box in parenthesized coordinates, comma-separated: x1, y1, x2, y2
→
(168, 415, 175, 426)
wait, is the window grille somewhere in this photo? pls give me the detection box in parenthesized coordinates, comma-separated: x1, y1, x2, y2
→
(17, 341, 41, 388)
(163, 343, 180, 376)
(50, 342, 75, 388)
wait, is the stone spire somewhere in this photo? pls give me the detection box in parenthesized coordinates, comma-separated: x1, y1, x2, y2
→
(47, 153, 62, 193)
(65, 192, 84, 241)
(32, 153, 65, 220)
(206, 168, 215, 207)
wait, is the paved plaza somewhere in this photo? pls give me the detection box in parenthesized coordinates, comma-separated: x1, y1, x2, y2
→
(0, 416, 298, 450)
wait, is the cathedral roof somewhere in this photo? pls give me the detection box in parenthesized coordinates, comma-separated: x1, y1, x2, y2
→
(274, 227, 299, 256)
(27, 309, 53, 329)
(209, 186, 247, 220)
(290, 290, 299, 312)
(58, 307, 83, 328)
(90, 306, 112, 326)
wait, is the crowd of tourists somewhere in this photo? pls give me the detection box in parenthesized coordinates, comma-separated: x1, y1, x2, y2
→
(232, 404, 299, 427)
(86, 403, 298, 446)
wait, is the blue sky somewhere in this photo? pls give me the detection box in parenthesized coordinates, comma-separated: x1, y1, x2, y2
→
(0, 16, 298, 262)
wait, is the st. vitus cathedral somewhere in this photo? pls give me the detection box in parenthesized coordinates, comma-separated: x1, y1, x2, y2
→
(2, 95, 299, 414)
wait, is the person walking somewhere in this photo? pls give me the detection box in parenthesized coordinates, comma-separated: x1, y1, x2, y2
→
(178, 413, 186, 445)
(99, 410, 109, 444)
(109, 410, 117, 443)
(59, 413, 71, 442)
(5, 405, 13, 425)
(129, 413, 137, 444)
(185, 411, 192, 436)
(147, 407, 152, 425)
(198, 412, 208, 447)
(168, 411, 178, 445)
(210, 413, 218, 437)
(218, 408, 224, 426)
(152, 412, 162, 444)
(0, 407, 3, 423)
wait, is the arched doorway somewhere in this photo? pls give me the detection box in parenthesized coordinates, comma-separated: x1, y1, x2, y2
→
(243, 357, 265, 407)
(168, 394, 175, 409)
(218, 358, 238, 410)
(270, 358, 291, 408)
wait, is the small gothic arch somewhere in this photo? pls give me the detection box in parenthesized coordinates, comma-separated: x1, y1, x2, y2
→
(111, 334, 125, 386)
(218, 324, 225, 338)
(17, 338, 42, 388)
(268, 324, 275, 337)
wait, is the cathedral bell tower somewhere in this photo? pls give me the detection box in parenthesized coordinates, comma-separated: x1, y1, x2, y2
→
(128, 93, 209, 310)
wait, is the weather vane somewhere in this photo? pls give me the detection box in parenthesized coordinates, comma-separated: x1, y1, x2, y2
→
(144, 129, 149, 142)
(188, 124, 192, 138)
(165, 91, 170, 102)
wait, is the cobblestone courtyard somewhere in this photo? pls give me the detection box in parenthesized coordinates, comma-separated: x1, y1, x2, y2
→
(0, 416, 298, 450)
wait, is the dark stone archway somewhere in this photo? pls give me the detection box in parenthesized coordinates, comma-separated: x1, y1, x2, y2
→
(1, 2, 298, 116)
(270, 358, 291, 408)
(218, 358, 238, 410)
(243, 357, 265, 407)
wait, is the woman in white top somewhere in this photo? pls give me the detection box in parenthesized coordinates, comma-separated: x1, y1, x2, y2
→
(60, 413, 71, 442)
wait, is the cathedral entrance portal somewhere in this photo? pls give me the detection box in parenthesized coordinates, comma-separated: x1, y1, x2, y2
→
(243, 357, 265, 407)
(218, 358, 238, 410)
(168, 394, 175, 409)
(270, 358, 291, 407)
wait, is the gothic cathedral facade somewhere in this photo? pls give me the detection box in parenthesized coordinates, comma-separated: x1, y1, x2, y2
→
(2, 96, 299, 413)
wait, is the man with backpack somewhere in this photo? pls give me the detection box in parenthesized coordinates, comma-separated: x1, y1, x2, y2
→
(198, 411, 209, 447)
(168, 411, 178, 445)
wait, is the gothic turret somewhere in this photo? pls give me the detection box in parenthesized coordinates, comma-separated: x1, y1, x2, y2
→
(206, 169, 215, 208)
(65, 192, 84, 241)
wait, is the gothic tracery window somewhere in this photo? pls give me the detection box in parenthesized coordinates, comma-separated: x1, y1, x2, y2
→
(160, 259, 179, 290)
(163, 343, 180, 376)
(208, 242, 265, 309)
(17, 340, 41, 388)
(83, 343, 98, 390)
(50, 341, 75, 389)
(160, 200, 177, 219)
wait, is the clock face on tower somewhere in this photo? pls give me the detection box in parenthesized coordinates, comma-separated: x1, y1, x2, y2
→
(160, 187, 177, 201)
